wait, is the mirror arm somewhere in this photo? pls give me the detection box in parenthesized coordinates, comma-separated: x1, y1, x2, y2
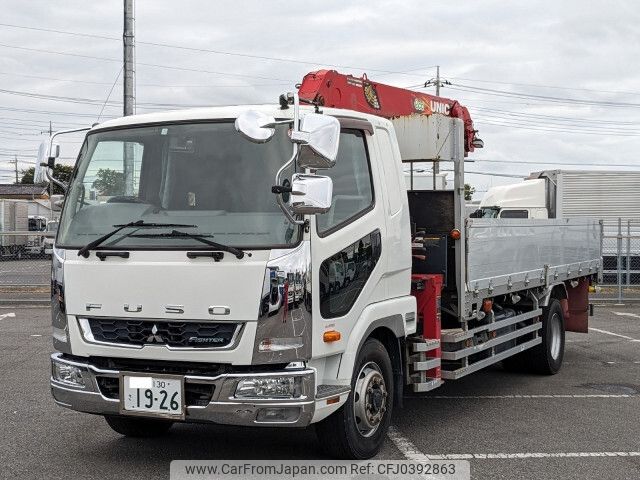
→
(43, 126, 90, 194)
(48, 127, 91, 159)
(271, 91, 308, 226)
(41, 163, 68, 193)
(274, 144, 305, 226)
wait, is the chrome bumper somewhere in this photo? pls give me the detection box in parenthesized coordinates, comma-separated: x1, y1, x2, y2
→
(50, 353, 315, 427)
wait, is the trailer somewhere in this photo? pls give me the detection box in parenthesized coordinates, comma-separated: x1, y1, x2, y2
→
(48, 70, 601, 459)
(0, 199, 29, 258)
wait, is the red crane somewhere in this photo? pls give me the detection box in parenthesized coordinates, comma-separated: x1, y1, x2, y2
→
(297, 69, 483, 156)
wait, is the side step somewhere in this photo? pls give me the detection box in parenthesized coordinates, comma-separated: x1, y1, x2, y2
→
(405, 337, 443, 393)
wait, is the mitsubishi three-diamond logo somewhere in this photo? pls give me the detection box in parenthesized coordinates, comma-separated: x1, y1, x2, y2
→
(146, 324, 164, 343)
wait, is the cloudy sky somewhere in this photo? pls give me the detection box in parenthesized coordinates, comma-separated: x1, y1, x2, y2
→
(0, 0, 639, 198)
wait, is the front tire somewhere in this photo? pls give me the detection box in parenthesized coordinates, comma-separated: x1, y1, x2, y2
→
(104, 415, 173, 437)
(315, 338, 393, 459)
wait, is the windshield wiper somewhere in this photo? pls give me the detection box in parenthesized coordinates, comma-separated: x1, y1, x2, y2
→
(77, 220, 197, 258)
(133, 230, 252, 259)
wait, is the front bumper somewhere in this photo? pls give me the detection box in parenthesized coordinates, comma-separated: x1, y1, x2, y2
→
(50, 353, 316, 427)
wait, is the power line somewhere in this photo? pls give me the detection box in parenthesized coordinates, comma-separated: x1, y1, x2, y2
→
(472, 113, 640, 134)
(447, 83, 640, 109)
(0, 71, 290, 88)
(0, 22, 439, 77)
(471, 159, 640, 168)
(0, 42, 296, 83)
(0, 105, 116, 118)
(469, 106, 640, 126)
(475, 118, 640, 136)
(447, 76, 640, 98)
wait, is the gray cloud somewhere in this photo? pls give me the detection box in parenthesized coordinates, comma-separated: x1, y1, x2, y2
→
(0, 0, 638, 196)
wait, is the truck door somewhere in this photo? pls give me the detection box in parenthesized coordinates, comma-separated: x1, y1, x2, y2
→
(310, 128, 386, 357)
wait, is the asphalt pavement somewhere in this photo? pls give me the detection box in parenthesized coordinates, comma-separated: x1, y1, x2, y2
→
(0, 304, 638, 480)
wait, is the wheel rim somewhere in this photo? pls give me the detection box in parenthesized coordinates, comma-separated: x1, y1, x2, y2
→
(353, 361, 387, 437)
(549, 312, 562, 360)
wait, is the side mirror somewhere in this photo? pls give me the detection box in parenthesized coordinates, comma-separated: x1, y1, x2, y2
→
(47, 143, 60, 167)
(289, 173, 333, 215)
(293, 113, 340, 169)
(234, 110, 276, 143)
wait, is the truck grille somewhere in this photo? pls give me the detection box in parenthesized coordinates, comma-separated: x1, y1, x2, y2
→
(87, 318, 238, 348)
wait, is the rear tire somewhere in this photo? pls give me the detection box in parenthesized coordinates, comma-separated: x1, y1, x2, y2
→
(502, 299, 565, 375)
(315, 337, 393, 459)
(104, 415, 173, 437)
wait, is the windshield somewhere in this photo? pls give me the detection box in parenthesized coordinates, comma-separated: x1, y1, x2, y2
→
(57, 122, 298, 250)
(477, 207, 499, 218)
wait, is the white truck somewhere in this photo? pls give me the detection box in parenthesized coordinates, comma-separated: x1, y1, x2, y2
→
(48, 71, 601, 459)
(0, 199, 29, 258)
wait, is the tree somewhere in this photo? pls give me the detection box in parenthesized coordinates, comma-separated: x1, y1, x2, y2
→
(464, 183, 476, 201)
(92, 168, 124, 196)
(20, 165, 74, 195)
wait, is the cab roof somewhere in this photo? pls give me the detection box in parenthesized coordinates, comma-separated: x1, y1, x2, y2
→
(91, 104, 390, 133)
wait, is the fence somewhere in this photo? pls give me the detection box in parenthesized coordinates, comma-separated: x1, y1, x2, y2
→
(597, 218, 640, 303)
(1, 219, 640, 302)
(0, 232, 52, 293)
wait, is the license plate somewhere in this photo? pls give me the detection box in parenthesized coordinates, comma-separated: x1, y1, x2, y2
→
(120, 374, 184, 418)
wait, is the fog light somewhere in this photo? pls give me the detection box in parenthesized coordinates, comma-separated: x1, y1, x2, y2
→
(256, 407, 301, 423)
(52, 360, 86, 388)
(235, 376, 302, 399)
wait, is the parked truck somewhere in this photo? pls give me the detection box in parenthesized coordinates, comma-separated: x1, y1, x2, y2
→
(0, 199, 29, 259)
(476, 169, 640, 282)
(48, 70, 601, 459)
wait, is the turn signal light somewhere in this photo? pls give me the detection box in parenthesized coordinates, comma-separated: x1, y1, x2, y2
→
(323, 330, 341, 343)
(450, 229, 461, 240)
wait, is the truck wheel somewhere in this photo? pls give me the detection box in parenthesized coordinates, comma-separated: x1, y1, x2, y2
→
(104, 415, 173, 437)
(315, 337, 393, 459)
(502, 299, 565, 375)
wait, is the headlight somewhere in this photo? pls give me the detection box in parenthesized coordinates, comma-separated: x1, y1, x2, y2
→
(51, 360, 86, 388)
(235, 376, 302, 399)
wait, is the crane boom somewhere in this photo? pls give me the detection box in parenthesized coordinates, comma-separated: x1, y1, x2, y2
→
(297, 69, 483, 156)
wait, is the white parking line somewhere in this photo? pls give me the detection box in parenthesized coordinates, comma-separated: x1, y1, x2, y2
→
(0, 312, 16, 320)
(388, 426, 640, 461)
(589, 327, 640, 342)
(387, 426, 430, 461)
(418, 394, 637, 399)
(612, 311, 640, 319)
(430, 452, 640, 460)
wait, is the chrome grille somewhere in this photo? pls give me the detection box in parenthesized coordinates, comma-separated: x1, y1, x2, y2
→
(86, 318, 238, 348)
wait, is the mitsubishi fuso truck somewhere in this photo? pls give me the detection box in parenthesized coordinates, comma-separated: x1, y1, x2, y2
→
(48, 70, 601, 459)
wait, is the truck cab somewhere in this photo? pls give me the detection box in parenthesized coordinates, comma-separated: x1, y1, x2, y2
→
(474, 178, 549, 219)
(49, 101, 413, 458)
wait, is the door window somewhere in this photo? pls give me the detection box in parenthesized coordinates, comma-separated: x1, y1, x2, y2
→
(316, 130, 374, 235)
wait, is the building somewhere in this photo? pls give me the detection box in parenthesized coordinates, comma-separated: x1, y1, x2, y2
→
(0, 184, 50, 201)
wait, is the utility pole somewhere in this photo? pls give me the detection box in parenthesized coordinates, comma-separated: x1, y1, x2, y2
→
(123, 0, 135, 117)
(424, 66, 452, 182)
(123, 0, 135, 195)
(12, 155, 19, 184)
